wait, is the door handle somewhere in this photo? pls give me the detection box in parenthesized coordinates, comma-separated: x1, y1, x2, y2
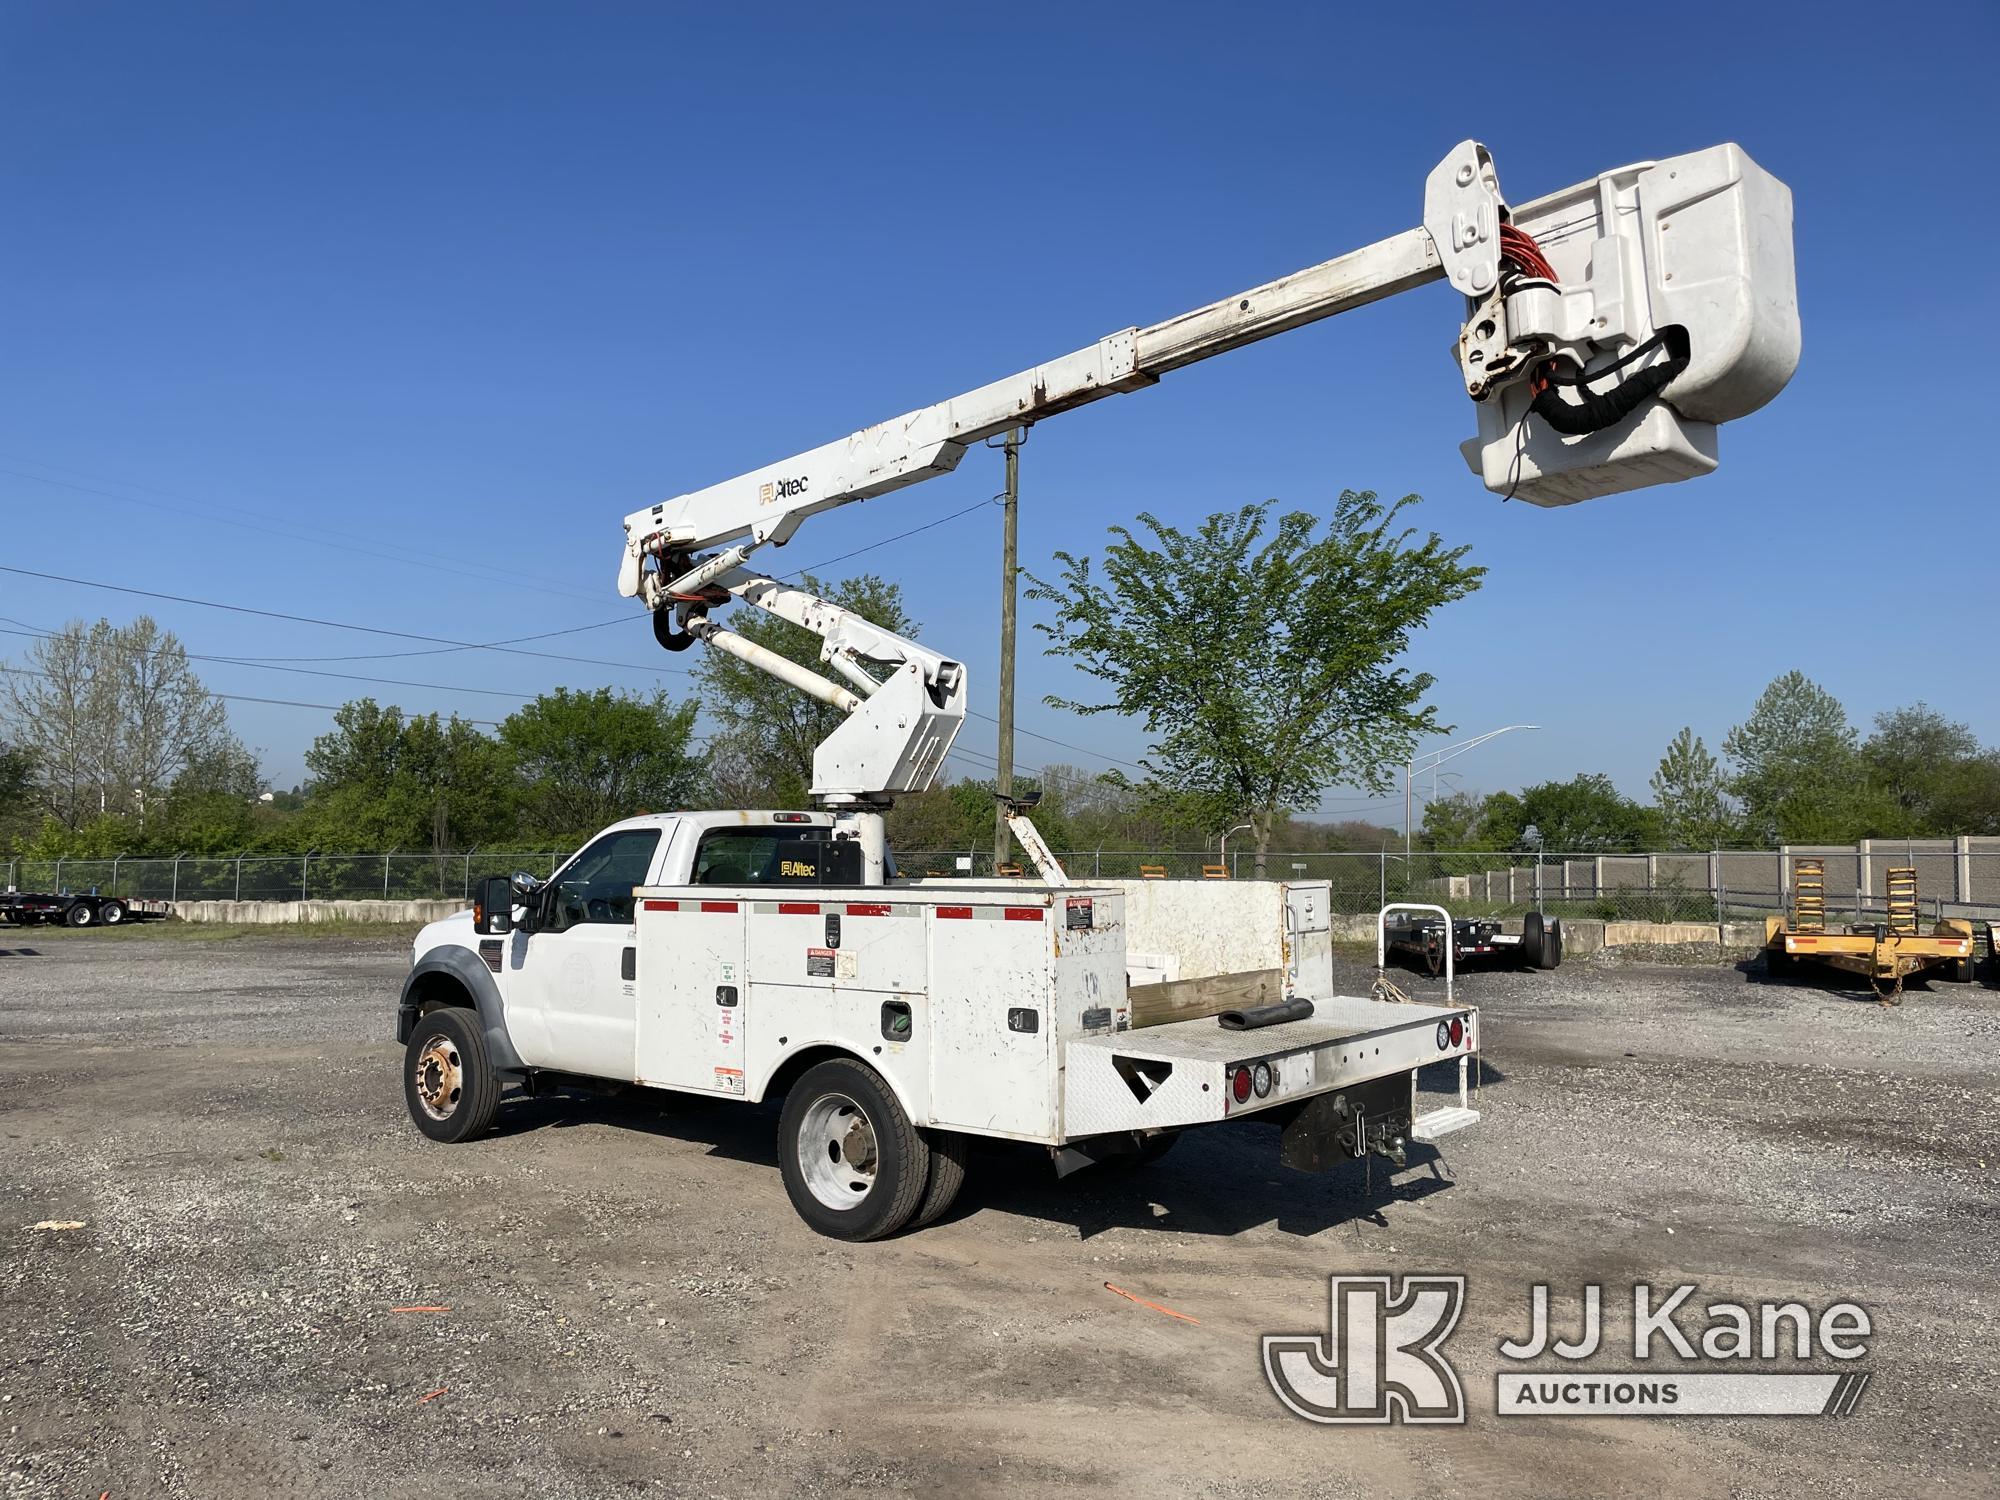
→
(620, 946, 636, 981)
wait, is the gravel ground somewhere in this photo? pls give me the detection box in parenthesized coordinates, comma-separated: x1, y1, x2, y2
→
(2, 928, 1996, 1498)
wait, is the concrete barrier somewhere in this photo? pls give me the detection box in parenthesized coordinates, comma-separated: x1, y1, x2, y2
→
(169, 899, 462, 925)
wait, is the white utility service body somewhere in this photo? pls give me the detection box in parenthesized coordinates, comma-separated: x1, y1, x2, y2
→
(407, 809, 1477, 1159)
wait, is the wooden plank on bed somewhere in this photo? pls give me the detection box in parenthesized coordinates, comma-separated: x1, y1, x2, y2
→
(1128, 966, 1284, 1029)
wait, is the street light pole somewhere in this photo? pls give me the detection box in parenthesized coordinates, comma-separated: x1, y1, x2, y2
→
(1403, 723, 1542, 858)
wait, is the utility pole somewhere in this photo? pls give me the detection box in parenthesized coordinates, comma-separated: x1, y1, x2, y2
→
(992, 427, 1022, 870)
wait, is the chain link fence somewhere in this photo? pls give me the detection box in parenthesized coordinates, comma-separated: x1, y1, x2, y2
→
(900, 843, 2000, 926)
(0, 852, 570, 903)
(7, 841, 1999, 925)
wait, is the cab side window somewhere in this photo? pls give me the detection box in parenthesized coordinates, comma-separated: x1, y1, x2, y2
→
(547, 829, 660, 930)
(693, 829, 790, 885)
(692, 827, 860, 886)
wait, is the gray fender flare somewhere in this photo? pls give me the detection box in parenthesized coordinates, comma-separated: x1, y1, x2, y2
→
(397, 946, 526, 1074)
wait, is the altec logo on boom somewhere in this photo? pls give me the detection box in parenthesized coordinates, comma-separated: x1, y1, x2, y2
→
(1264, 1277, 1873, 1424)
(758, 476, 809, 504)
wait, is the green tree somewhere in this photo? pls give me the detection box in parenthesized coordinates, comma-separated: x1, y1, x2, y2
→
(303, 700, 516, 852)
(0, 739, 34, 845)
(1510, 774, 1658, 852)
(498, 687, 704, 841)
(1419, 789, 1490, 850)
(1862, 703, 2000, 836)
(1723, 672, 1889, 842)
(695, 574, 915, 809)
(1025, 492, 1482, 876)
(1650, 727, 1738, 849)
(0, 617, 243, 830)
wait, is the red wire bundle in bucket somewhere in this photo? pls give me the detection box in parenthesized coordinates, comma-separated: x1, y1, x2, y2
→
(1499, 223, 1559, 283)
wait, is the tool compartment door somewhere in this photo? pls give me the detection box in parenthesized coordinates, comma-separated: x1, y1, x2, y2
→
(1284, 880, 1335, 1002)
(923, 897, 1058, 1141)
(633, 895, 750, 1096)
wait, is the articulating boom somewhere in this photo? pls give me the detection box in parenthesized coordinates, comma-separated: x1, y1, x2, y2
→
(618, 140, 1798, 807)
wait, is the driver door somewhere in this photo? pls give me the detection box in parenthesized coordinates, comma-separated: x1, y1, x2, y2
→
(506, 826, 664, 1080)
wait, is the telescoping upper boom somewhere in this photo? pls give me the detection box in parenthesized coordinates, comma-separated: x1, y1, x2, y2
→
(615, 140, 1799, 808)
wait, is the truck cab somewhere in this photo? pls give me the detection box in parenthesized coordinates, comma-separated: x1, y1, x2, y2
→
(407, 810, 881, 1081)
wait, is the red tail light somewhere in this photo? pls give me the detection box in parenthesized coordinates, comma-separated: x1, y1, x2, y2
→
(1230, 1067, 1253, 1104)
(1449, 1017, 1464, 1046)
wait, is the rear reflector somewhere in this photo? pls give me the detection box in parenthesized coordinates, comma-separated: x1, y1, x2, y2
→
(700, 901, 738, 913)
(1004, 907, 1043, 921)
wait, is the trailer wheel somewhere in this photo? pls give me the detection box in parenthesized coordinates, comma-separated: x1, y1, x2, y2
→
(1941, 955, 1974, 983)
(64, 901, 94, 927)
(403, 1007, 501, 1144)
(99, 900, 126, 926)
(1540, 917, 1563, 970)
(1522, 911, 1545, 969)
(779, 1059, 931, 1241)
(912, 1128, 971, 1227)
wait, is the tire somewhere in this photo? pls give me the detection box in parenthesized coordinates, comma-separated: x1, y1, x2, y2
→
(99, 900, 126, 926)
(778, 1058, 930, 1241)
(1542, 917, 1563, 970)
(1423, 937, 1445, 977)
(403, 1007, 501, 1144)
(64, 901, 94, 928)
(1941, 956, 1974, 983)
(1521, 911, 1545, 969)
(912, 1128, 970, 1227)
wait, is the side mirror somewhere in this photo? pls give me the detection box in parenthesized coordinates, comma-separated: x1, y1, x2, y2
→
(473, 874, 514, 936)
(511, 870, 543, 897)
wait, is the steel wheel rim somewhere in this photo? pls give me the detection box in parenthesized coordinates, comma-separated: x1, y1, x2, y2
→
(102, 905, 122, 924)
(415, 1036, 463, 1120)
(798, 1092, 879, 1210)
(71, 905, 92, 926)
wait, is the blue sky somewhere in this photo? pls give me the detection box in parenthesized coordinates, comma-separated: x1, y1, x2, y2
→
(3, 2, 1993, 830)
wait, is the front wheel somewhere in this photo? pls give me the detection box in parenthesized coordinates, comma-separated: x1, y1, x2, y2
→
(404, 1007, 500, 1143)
(778, 1059, 931, 1241)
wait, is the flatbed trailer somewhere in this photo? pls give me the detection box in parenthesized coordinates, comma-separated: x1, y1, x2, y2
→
(1765, 860, 1975, 1003)
(1382, 910, 1561, 975)
(0, 891, 171, 928)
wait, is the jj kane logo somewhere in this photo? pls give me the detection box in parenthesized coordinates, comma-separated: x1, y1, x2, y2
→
(1264, 1277, 1873, 1424)
(1263, 1275, 1467, 1424)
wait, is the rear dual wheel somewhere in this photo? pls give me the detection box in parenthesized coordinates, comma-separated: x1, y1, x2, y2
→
(779, 1058, 969, 1240)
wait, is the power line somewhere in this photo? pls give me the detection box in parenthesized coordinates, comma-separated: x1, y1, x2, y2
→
(0, 457, 608, 605)
(0, 564, 685, 676)
(775, 496, 998, 581)
(0, 623, 542, 704)
(0, 663, 504, 727)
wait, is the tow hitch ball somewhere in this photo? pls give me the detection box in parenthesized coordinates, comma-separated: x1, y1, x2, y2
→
(1343, 1098, 1409, 1167)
